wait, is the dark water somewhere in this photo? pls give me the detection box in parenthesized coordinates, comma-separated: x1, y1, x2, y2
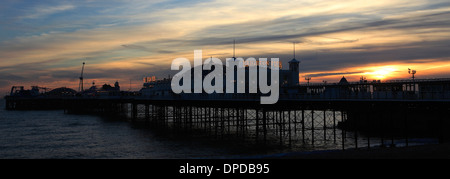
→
(0, 99, 268, 159)
(0, 99, 439, 159)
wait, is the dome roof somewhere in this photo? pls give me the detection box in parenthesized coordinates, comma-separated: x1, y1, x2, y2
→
(289, 58, 299, 63)
(338, 76, 349, 85)
(48, 87, 77, 96)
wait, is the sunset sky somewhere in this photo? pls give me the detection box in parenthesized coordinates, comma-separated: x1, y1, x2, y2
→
(1, 0, 450, 94)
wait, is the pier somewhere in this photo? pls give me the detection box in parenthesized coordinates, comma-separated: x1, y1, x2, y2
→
(5, 78, 450, 150)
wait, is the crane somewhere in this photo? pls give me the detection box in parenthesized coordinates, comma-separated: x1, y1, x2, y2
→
(79, 62, 85, 92)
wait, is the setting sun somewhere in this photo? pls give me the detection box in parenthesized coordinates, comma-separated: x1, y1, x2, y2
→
(365, 66, 399, 80)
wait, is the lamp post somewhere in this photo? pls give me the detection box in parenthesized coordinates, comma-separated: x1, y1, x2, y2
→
(305, 77, 311, 86)
(408, 68, 416, 81)
(408, 68, 417, 97)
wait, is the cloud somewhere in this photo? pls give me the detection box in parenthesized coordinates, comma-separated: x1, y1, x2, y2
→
(0, 73, 26, 81)
(195, 9, 450, 46)
(297, 40, 450, 73)
(304, 72, 364, 78)
(121, 44, 153, 52)
(157, 50, 176, 54)
(21, 4, 76, 19)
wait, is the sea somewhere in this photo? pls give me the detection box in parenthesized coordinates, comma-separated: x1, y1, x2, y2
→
(0, 99, 439, 159)
(0, 99, 256, 159)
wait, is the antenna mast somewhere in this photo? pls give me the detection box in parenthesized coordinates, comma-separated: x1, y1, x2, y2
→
(293, 42, 296, 59)
(233, 39, 236, 58)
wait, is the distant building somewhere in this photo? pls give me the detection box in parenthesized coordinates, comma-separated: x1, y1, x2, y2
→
(84, 81, 121, 96)
(140, 59, 300, 97)
(140, 78, 172, 96)
(285, 57, 300, 86)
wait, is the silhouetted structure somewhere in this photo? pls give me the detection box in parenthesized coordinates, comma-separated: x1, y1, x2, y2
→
(338, 76, 349, 85)
(79, 62, 85, 92)
(4, 78, 450, 149)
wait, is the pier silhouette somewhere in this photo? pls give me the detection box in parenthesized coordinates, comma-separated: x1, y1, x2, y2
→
(5, 78, 450, 150)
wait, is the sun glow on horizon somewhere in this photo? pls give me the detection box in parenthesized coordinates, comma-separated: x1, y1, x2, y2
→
(363, 66, 400, 80)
